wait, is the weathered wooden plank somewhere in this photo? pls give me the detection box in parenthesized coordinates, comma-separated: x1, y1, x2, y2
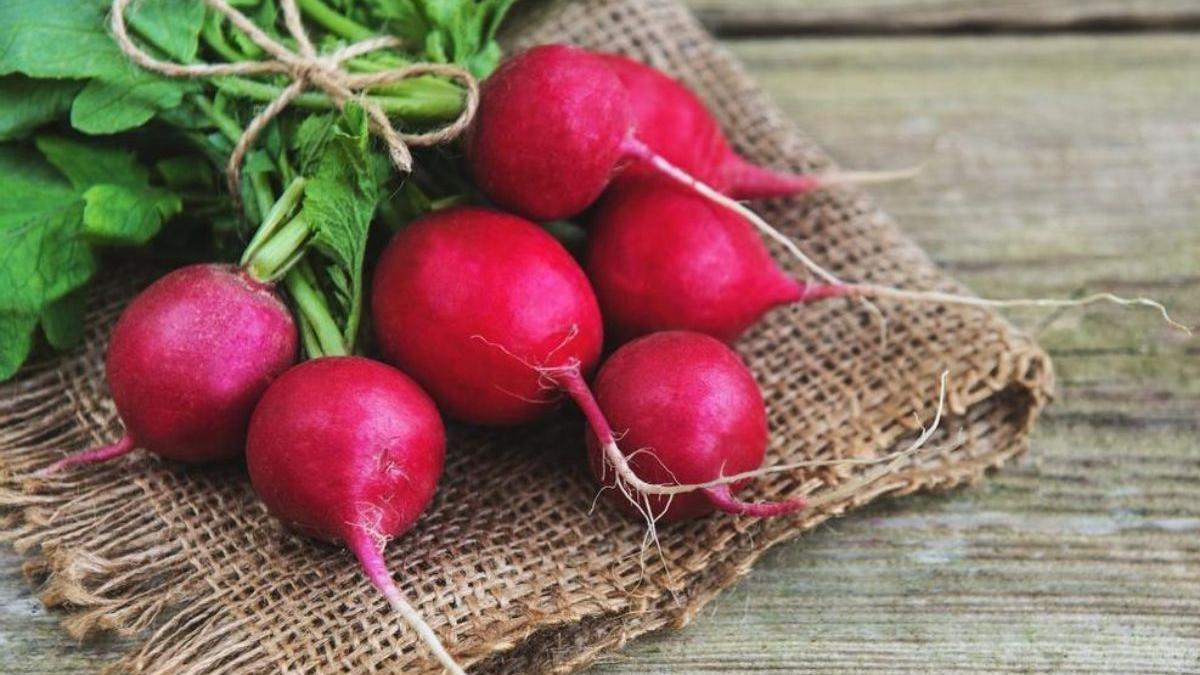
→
(731, 34, 1199, 395)
(0, 561, 125, 674)
(591, 425, 1200, 673)
(589, 33, 1199, 672)
(683, 0, 1200, 35)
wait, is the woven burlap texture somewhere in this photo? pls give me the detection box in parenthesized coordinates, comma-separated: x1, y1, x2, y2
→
(0, 0, 1054, 672)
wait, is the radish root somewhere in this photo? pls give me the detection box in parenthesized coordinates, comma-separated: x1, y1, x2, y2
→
(702, 483, 805, 517)
(36, 434, 138, 476)
(349, 530, 464, 675)
(553, 364, 951, 505)
(808, 164, 926, 191)
(623, 137, 1192, 335)
(471, 333, 955, 519)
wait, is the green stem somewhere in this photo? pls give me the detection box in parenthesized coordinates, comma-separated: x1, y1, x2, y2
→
(296, 312, 321, 359)
(245, 214, 310, 283)
(346, 54, 413, 72)
(190, 95, 242, 144)
(342, 279, 362, 351)
(241, 177, 308, 266)
(201, 14, 246, 63)
(429, 195, 467, 210)
(285, 261, 349, 357)
(250, 172, 275, 227)
(295, 0, 375, 42)
(213, 76, 465, 123)
(279, 152, 296, 186)
(362, 75, 464, 102)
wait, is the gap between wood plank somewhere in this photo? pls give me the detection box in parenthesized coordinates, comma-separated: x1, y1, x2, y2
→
(696, 14, 1200, 39)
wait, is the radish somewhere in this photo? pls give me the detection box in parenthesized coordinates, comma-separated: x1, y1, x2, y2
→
(467, 45, 1187, 337)
(597, 51, 909, 200)
(581, 331, 806, 521)
(40, 264, 297, 473)
(465, 45, 907, 221)
(369, 207, 808, 524)
(585, 180, 838, 345)
(571, 335, 949, 531)
(245, 356, 461, 674)
(369, 207, 950, 531)
(572, 332, 957, 527)
(371, 205, 603, 426)
(586, 181, 1191, 345)
(464, 44, 631, 221)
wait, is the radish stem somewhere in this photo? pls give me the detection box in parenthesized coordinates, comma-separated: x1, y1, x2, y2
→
(38, 435, 137, 476)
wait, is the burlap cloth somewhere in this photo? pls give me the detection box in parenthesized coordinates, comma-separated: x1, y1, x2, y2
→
(0, 0, 1054, 672)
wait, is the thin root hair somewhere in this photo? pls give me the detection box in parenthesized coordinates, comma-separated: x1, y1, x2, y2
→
(624, 137, 1190, 336)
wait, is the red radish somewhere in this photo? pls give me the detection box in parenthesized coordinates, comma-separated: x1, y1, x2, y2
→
(245, 356, 460, 673)
(587, 181, 1191, 345)
(42, 264, 297, 473)
(595, 52, 728, 192)
(369, 206, 805, 525)
(371, 206, 603, 426)
(586, 181, 849, 345)
(465, 44, 632, 221)
(465, 44, 908, 223)
(467, 45, 1188, 336)
(598, 51, 906, 200)
(573, 333, 952, 526)
(580, 331, 806, 522)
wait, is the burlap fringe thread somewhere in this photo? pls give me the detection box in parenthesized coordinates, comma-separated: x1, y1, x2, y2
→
(0, 1, 1054, 672)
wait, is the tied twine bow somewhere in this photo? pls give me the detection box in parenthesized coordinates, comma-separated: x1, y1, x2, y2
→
(111, 0, 479, 196)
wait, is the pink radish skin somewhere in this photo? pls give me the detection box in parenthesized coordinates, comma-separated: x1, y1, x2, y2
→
(371, 206, 603, 426)
(466, 45, 1188, 339)
(586, 181, 851, 345)
(597, 51, 825, 200)
(43, 264, 297, 473)
(245, 356, 460, 673)
(465, 44, 884, 222)
(245, 357, 444, 546)
(465, 45, 633, 221)
(580, 331, 805, 522)
(585, 181, 1193, 344)
(370, 207, 804, 525)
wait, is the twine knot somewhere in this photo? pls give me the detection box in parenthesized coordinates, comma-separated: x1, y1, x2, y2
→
(111, 0, 479, 195)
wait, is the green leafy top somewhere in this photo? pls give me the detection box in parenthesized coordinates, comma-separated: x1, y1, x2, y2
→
(0, 137, 181, 378)
(294, 104, 390, 355)
(0, 0, 517, 379)
(362, 0, 516, 77)
(0, 0, 205, 135)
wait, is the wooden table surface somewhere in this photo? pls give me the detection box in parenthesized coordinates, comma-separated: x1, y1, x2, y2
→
(3, 1, 1198, 672)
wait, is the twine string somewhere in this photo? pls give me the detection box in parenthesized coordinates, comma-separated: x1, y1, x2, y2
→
(110, 0, 479, 195)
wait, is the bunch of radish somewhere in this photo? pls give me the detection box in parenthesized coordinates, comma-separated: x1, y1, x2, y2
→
(39, 41, 1187, 674)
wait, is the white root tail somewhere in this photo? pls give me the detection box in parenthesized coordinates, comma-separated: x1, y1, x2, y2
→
(351, 533, 465, 674)
(623, 137, 1192, 336)
(595, 370, 950, 498)
(379, 584, 465, 675)
(814, 164, 926, 189)
(554, 359, 952, 510)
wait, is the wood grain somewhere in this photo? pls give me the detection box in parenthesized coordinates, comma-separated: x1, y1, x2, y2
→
(0, 565, 124, 674)
(589, 32, 1200, 673)
(590, 429, 1200, 673)
(4, 8, 1199, 675)
(684, 0, 1200, 35)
